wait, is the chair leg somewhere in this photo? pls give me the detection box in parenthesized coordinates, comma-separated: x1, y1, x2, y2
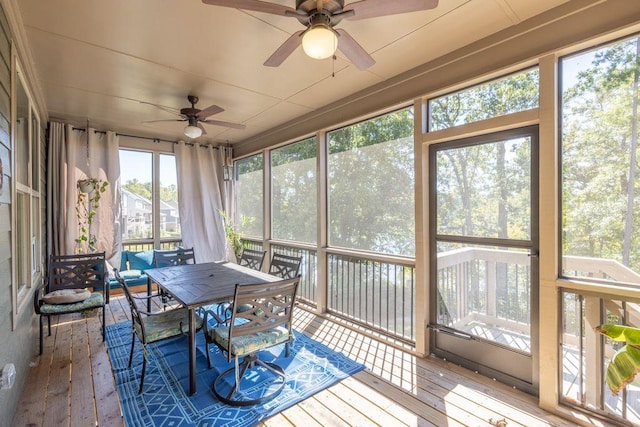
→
(47, 316, 52, 336)
(206, 342, 212, 369)
(212, 354, 286, 406)
(138, 351, 147, 394)
(128, 333, 136, 368)
(39, 316, 44, 355)
(102, 307, 106, 341)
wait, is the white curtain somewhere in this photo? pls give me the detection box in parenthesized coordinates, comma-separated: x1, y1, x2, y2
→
(47, 122, 121, 265)
(175, 141, 227, 262)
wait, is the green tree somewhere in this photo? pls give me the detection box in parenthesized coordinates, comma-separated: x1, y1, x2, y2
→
(328, 107, 415, 256)
(563, 36, 640, 274)
(123, 178, 151, 200)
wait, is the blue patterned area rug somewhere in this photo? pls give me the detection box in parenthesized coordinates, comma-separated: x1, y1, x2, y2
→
(106, 321, 366, 426)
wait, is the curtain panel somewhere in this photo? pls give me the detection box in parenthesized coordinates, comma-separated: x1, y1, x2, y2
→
(175, 142, 228, 262)
(47, 122, 121, 265)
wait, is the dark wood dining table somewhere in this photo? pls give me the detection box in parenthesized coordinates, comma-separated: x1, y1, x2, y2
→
(144, 261, 279, 395)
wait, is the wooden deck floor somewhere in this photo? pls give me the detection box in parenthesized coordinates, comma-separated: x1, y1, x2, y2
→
(11, 293, 608, 427)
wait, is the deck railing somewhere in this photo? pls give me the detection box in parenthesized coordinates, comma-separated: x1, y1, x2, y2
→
(327, 251, 415, 342)
(436, 247, 531, 335)
(561, 288, 640, 424)
(242, 238, 415, 342)
(122, 239, 183, 252)
(192, 235, 640, 422)
(242, 239, 317, 304)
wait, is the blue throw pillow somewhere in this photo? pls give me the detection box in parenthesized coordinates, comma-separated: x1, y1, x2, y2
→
(127, 250, 155, 271)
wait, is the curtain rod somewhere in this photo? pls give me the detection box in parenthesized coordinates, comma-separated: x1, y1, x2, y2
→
(70, 126, 224, 148)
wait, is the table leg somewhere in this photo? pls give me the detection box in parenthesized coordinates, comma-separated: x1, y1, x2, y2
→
(147, 277, 152, 313)
(188, 308, 196, 395)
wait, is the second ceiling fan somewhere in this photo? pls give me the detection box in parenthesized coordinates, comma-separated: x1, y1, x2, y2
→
(202, 0, 439, 70)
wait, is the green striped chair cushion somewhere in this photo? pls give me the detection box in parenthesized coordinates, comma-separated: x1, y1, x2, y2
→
(210, 325, 291, 357)
(40, 292, 104, 314)
(135, 308, 203, 343)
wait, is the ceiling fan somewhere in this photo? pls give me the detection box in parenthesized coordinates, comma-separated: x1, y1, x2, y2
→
(142, 95, 246, 139)
(201, 0, 439, 70)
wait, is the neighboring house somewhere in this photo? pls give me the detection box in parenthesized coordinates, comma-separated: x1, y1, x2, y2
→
(160, 200, 180, 235)
(121, 188, 153, 239)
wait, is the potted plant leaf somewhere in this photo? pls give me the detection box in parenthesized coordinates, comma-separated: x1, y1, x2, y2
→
(219, 210, 245, 261)
(596, 324, 640, 395)
(75, 178, 109, 253)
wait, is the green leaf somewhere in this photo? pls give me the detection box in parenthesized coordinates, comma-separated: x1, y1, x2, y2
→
(597, 324, 640, 345)
(605, 344, 640, 395)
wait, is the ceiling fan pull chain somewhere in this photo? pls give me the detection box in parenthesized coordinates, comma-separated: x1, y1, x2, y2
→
(332, 54, 336, 78)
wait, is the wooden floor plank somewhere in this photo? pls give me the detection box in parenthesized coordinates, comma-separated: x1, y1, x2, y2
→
(41, 318, 72, 427)
(11, 320, 55, 427)
(12, 295, 613, 427)
(87, 309, 124, 427)
(70, 318, 96, 426)
(275, 403, 325, 427)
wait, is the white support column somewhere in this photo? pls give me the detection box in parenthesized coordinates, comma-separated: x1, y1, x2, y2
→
(414, 97, 428, 356)
(538, 53, 561, 412)
(317, 130, 328, 314)
(263, 150, 271, 261)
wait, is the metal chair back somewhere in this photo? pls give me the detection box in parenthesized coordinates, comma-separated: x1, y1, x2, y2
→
(268, 253, 302, 279)
(153, 247, 196, 268)
(238, 248, 266, 271)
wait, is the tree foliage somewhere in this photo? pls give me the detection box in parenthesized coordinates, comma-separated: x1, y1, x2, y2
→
(562, 36, 640, 277)
(328, 107, 415, 256)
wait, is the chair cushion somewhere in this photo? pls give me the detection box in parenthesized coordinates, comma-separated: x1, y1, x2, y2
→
(40, 292, 104, 314)
(211, 325, 291, 357)
(136, 308, 204, 343)
(126, 250, 155, 271)
(42, 288, 91, 304)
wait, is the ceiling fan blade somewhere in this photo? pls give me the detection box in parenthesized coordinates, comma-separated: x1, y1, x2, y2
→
(202, 119, 247, 130)
(201, 0, 295, 16)
(264, 30, 304, 67)
(335, 29, 375, 70)
(142, 119, 186, 124)
(196, 104, 224, 118)
(345, 0, 438, 21)
(197, 123, 208, 136)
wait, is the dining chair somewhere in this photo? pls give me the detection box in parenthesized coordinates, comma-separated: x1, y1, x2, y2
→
(114, 269, 204, 394)
(238, 248, 267, 271)
(153, 247, 196, 306)
(34, 252, 109, 355)
(268, 253, 302, 279)
(203, 276, 300, 405)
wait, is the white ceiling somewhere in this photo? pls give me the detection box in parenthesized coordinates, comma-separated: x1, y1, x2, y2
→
(16, 0, 569, 146)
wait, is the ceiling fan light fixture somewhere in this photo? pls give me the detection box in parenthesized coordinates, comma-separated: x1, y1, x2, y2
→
(302, 25, 337, 60)
(184, 124, 202, 139)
